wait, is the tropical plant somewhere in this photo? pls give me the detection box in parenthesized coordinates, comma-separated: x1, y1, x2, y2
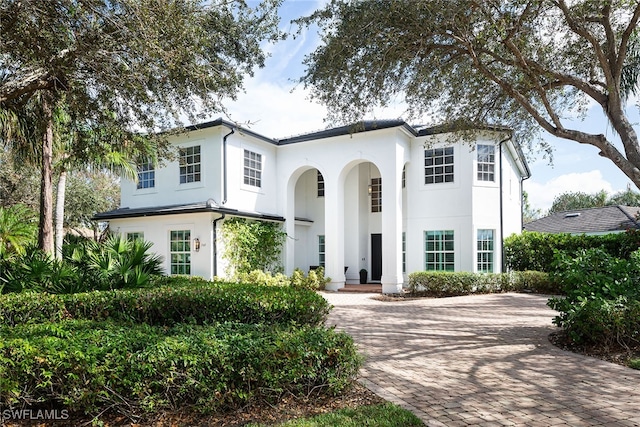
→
(75, 234, 164, 290)
(0, 204, 37, 259)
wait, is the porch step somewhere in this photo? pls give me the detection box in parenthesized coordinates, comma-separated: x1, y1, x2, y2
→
(337, 284, 382, 293)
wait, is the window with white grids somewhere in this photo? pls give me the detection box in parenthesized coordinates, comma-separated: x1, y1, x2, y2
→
(137, 163, 155, 189)
(477, 229, 494, 273)
(425, 147, 454, 184)
(243, 149, 262, 187)
(318, 235, 325, 267)
(477, 144, 495, 182)
(317, 170, 324, 197)
(126, 232, 144, 241)
(179, 146, 201, 184)
(170, 230, 191, 275)
(425, 230, 454, 271)
(371, 177, 382, 213)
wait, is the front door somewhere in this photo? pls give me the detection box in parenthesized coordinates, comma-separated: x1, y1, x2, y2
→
(371, 234, 382, 282)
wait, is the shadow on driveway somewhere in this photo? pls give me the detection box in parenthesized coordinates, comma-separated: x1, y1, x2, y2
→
(322, 292, 640, 426)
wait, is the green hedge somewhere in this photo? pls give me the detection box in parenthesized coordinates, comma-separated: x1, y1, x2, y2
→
(504, 230, 640, 272)
(408, 270, 559, 297)
(0, 282, 331, 327)
(0, 321, 362, 414)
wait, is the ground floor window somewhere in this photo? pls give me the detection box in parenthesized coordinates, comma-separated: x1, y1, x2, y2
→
(477, 229, 494, 273)
(318, 235, 325, 267)
(402, 231, 406, 273)
(126, 232, 144, 241)
(425, 230, 454, 271)
(170, 230, 191, 275)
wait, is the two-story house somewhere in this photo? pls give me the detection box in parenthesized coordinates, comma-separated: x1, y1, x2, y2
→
(95, 118, 530, 293)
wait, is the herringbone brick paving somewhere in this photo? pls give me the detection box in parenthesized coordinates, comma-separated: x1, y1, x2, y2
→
(322, 292, 640, 426)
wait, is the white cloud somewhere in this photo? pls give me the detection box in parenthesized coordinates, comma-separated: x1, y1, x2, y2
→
(524, 170, 619, 213)
(223, 79, 328, 138)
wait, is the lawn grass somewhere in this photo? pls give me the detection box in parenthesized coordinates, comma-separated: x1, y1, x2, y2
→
(248, 403, 424, 427)
(630, 358, 640, 370)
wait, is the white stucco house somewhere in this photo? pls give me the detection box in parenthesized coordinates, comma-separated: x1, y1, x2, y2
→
(95, 118, 530, 293)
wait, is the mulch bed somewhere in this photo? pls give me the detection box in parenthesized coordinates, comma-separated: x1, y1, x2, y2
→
(5, 382, 384, 427)
(548, 331, 640, 367)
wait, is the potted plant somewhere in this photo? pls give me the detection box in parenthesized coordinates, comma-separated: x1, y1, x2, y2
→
(359, 268, 368, 284)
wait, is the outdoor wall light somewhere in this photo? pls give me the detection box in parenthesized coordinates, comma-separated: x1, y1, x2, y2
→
(193, 238, 201, 252)
(368, 184, 372, 195)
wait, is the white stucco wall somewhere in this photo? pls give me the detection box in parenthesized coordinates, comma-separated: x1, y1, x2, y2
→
(110, 122, 527, 290)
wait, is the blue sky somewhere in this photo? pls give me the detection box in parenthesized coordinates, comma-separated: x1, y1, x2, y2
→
(224, 0, 637, 213)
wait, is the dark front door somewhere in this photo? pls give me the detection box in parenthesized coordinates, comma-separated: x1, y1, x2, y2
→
(371, 234, 382, 282)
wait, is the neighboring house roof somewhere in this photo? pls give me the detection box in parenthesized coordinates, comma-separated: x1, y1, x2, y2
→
(523, 205, 640, 234)
(93, 201, 285, 222)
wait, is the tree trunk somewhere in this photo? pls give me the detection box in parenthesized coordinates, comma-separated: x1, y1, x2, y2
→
(38, 95, 55, 255)
(54, 169, 67, 260)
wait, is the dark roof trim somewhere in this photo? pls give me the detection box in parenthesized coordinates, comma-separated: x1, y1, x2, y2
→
(183, 118, 277, 145)
(93, 202, 285, 222)
(277, 119, 415, 145)
(175, 118, 529, 177)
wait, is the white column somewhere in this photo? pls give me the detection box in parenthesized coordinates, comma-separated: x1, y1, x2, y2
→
(324, 176, 346, 291)
(380, 156, 404, 294)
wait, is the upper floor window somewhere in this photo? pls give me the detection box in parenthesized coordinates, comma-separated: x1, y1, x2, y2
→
(179, 146, 201, 184)
(317, 170, 325, 197)
(244, 149, 262, 187)
(425, 147, 454, 184)
(477, 144, 495, 182)
(137, 163, 155, 189)
(370, 177, 382, 213)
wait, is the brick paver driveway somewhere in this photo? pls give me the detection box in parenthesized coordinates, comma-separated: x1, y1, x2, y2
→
(322, 292, 640, 426)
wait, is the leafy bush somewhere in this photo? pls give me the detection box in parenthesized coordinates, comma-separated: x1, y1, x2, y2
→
(504, 230, 640, 272)
(236, 269, 291, 287)
(290, 267, 331, 291)
(0, 321, 362, 414)
(408, 270, 558, 297)
(548, 248, 640, 346)
(0, 282, 332, 327)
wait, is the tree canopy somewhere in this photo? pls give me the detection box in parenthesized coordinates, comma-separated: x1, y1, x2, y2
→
(1, 0, 283, 129)
(298, 0, 640, 187)
(1, 0, 282, 253)
(547, 188, 640, 213)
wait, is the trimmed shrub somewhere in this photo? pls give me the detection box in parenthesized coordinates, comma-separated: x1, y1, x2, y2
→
(0, 321, 362, 414)
(0, 282, 331, 327)
(408, 270, 558, 297)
